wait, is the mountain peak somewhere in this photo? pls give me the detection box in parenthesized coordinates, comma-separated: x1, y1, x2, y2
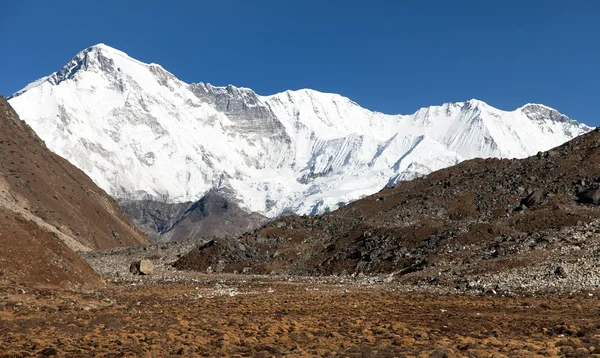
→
(83, 43, 135, 61)
(7, 45, 592, 218)
(519, 103, 584, 126)
(519, 103, 556, 112)
(467, 98, 486, 106)
(48, 46, 113, 85)
(30, 43, 132, 88)
(462, 98, 488, 111)
(9, 44, 175, 100)
(88, 42, 118, 51)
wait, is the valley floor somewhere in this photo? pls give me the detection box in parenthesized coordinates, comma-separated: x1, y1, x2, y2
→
(1, 275, 600, 357)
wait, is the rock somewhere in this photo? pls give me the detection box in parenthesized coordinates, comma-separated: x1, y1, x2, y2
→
(554, 265, 567, 278)
(513, 204, 527, 212)
(129, 259, 153, 275)
(577, 187, 600, 204)
(176, 347, 188, 355)
(39, 347, 59, 357)
(521, 189, 543, 208)
(129, 261, 137, 274)
(490, 248, 505, 258)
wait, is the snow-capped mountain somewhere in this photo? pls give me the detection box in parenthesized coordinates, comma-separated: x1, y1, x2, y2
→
(8, 44, 592, 217)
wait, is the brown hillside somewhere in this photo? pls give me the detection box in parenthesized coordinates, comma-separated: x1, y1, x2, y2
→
(0, 97, 149, 287)
(0, 208, 99, 288)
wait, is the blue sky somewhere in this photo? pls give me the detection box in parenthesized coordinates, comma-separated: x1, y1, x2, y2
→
(1, 0, 598, 124)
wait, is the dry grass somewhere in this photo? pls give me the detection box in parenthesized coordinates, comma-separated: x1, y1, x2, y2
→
(2, 278, 600, 357)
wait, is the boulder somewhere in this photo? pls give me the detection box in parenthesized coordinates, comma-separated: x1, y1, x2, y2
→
(554, 265, 567, 278)
(130, 259, 153, 275)
(577, 187, 600, 204)
(521, 190, 543, 208)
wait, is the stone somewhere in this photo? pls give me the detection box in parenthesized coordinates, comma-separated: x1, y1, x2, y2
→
(130, 259, 153, 275)
(39, 347, 59, 357)
(554, 265, 567, 278)
(490, 248, 505, 258)
(521, 189, 543, 208)
(577, 187, 600, 205)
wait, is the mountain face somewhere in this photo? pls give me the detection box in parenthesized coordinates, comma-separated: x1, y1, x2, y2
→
(118, 190, 268, 242)
(8, 44, 592, 221)
(175, 128, 600, 293)
(0, 97, 149, 288)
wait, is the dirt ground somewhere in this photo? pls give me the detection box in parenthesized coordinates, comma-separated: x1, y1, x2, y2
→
(2, 275, 600, 357)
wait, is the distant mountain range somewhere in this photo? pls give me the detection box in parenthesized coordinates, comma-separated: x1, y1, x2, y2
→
(7, 43, 592, 240)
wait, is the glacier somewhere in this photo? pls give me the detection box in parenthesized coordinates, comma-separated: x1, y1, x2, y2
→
(7, 43, 593, 217)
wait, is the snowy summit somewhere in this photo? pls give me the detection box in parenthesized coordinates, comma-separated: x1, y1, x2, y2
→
(8, 44, 592, 217)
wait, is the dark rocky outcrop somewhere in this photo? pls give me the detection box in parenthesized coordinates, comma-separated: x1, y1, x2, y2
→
(521, 189, 544, 208)
(577, 186, 600, 204)
(118, 199, 191, 239)
(119, 190, 268, 242)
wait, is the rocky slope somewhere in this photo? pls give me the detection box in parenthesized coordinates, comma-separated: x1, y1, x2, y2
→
(8, 44, 591, 226)
(119, 190, 267, 242)
(0, 97, 149, 288)
(175, 128, 600, 293)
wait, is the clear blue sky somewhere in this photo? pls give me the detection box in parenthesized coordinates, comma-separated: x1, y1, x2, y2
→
(1, 0, 598, 124)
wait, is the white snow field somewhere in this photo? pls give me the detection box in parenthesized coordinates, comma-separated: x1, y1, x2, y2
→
(8, 44, 592, 217)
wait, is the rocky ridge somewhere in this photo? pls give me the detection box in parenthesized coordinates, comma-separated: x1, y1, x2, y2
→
(118, 190, 267, 242)
(175, 128, 600, 294)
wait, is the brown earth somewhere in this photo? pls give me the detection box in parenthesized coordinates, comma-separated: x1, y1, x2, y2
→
(2, 277, 600, 357)
(0, 96, 149, 288)
(0, 208, 100, 288)
(175, 127, 600, 292)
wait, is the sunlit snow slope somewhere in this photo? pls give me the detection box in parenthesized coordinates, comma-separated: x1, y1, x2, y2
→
(8, 44, 592, 217)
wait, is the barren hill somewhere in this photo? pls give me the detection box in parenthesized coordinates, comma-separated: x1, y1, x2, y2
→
(0, 97, 149, 288)
(176, 128, 600, 292)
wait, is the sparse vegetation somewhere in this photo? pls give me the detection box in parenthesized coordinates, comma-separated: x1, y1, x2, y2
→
(3, 278, 600, 357)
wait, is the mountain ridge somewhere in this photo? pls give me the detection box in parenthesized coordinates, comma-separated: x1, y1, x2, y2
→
(6, 45, 570, 117)
(9, 44, 575, 121)
(7, 43, 592, 221)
